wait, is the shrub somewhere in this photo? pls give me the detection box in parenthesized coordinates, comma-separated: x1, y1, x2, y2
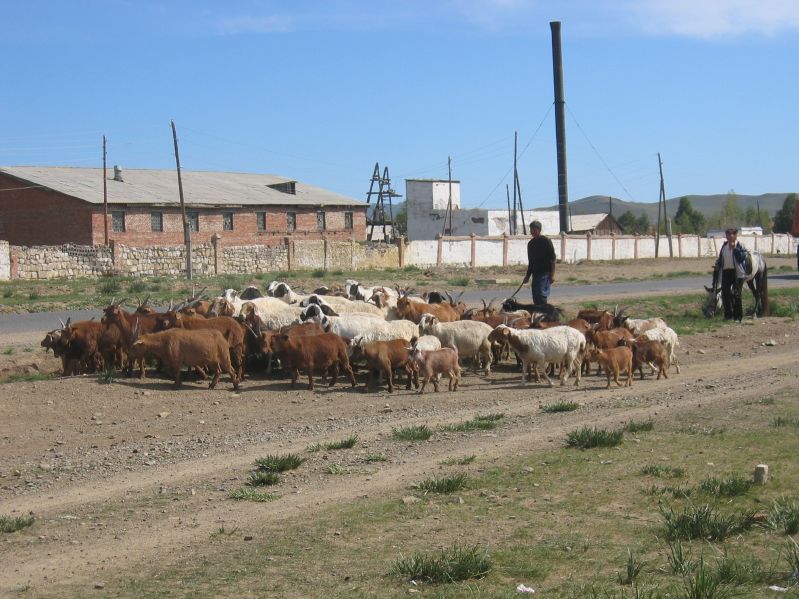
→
(307, 435, 359, 452)
(255, 454, 306, 472)
(228, 488, 277, 502)
(392, 425, 432, 441)
(661, 505, 754, 542)
(566, 426, 623, 449)
(248, 471, 280, 487)
(765, 498, 799, 535)
(0, 515, 34, 533)
(624, 419, 654, 433)
(541, 401, 580, 413)
(414, 473, 468, 494)
(389, 544, 491, 583)
(698, 475, 752, 498)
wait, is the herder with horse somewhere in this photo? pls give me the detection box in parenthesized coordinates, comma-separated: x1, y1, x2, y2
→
(706, 227, 768, 321)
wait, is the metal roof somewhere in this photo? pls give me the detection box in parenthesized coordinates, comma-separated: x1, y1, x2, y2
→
(0, 166, 365, 208)
(569, 213, 612, 231)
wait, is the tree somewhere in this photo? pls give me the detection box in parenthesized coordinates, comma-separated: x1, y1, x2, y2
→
(673, 197, 706, 234)
(393, 206, 408, 237)
(635, 212, 651, 235)
(773, 193, 798, 234)
(617, 211, 637, 234)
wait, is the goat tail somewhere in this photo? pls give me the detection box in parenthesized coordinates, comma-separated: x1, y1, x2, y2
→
(760, 263, 769, 316)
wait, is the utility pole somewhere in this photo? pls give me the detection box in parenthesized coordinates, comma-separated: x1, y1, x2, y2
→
(516, 169, 526, 235)
(655, 152, 673, 258)
(506, 184, 513, 235)
(550, 21, 570, 233)
(442, 156, 453, 236)
(102, 135, 109, 246)
(171, 120, 192, 280)
(512, 132, 518, 235)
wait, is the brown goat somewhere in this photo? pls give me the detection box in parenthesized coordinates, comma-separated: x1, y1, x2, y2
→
(588, 346, 633, 388)
(269, 332, 356, 391)
(408, 345, 461, 394)
(129, 328, 239, 390)
(626, 338, 669, 380)
(102, 303, 162, 376)
(395, 295, 459, 324)
(351, 338, 413, 393)
(60, 320, 105, 375)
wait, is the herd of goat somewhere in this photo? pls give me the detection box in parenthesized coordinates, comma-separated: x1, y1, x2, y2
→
(39, 279, 681, 393)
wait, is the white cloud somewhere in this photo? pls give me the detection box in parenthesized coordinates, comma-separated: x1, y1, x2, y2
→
(625, 0, 799, 38)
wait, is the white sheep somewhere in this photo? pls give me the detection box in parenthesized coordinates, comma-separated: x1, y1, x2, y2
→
(302, 293, 386, 318)
(302, 309, 386, 340)
(241, 300, 303, 331)
(418, 314, 493, 376)
(488, 324, 585, 387)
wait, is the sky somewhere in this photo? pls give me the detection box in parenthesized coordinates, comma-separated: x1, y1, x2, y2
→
(1, 0, 797, 210)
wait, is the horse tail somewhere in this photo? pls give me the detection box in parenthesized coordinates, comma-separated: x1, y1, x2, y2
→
(761, 262, 769, 316)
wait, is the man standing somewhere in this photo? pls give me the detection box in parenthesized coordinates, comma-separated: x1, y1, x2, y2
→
(714, 227, 746, 322)
(522, 220, 556, 305)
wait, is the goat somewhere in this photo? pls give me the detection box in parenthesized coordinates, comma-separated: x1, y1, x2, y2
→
(418, 314, 493, 376)
(408, 343, 461, 394)
(269, 332, 356, 391)
(639, 326, 681, 374)
(129, 328, 239, 390)
(588, 346, 633, 388)
(351, 338, 414, 392)
(501, 298, 562, 323)
(487, 324, 584, 387)
(624, 338, 669, 380)
(621, 317, 668, 337)
(396, 293, 459, 324)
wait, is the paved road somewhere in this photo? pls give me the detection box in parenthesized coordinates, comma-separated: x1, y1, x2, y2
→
(1, 274, 797, 338)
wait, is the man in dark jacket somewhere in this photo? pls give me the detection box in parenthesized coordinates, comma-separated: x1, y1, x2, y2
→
(522, 220, 556, 304)
(714, 227, 747, 322)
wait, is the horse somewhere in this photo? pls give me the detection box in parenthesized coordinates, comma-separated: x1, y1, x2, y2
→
(703, 250, 769, 318)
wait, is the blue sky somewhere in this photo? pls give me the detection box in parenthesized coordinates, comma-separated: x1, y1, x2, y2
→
(2, 0, 797, 209)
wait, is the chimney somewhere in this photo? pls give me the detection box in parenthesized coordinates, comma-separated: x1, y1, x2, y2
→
(113, 165, 123, 182)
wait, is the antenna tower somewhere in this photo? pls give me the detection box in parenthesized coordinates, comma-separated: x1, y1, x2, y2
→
(365, 163, 401, 242)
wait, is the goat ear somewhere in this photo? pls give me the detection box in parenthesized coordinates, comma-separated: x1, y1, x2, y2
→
(704, 285, 713, 292)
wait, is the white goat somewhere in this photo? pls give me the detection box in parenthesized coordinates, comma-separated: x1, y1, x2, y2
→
(302, 310, 386, 340)
(622, 317, 669, 337)
(488, 324, 585, 387)
(418, 314, 493, 376)
(241, 300, 303, 331)
(302, 293, 386, 318)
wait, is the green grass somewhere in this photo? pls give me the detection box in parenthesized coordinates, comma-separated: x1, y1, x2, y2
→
(440, 414, 504, 432)
(447, 276, 471, 286)
(97, 368, 115, 385)
(248, 471, 280, 487)
(566, 426, 624, 449)
(440, 455, 476, 466)
(660, 504, 755, 542)
(414, 473, 468, 494)
(1, 286, 13, 298)
(307, 435, 359, 452)
(771, 415, 799, 428)
(228, 488, 278, 502)
(764, 497, 799, 535)
(27, 290, 40, 300)
(392, 425, 433, 441)
(2, 347, 13, 355)
(255, 454, 306, 472)
(0, 372, 54, 385)
(0, 515, 34, 533)
(624, 419, 654, 433)
(698, 475, 753, 498)
(365, 453, 387, 463)
(541, 401, 580, 413)
(640, 464, 685, 479)
(389, 544, 491, 583)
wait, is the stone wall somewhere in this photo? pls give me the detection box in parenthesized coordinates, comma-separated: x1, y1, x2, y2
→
(11, 243, 113, 279)
(0, 241, 10, 281)
(224, 243, 289, 273)
(116, 243, 215, 277)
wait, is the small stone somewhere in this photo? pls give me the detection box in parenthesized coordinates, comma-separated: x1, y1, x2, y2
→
(450, 496, 464, 505)
(158, 412, 170, 419)
(697, 349, 706, 354)
(94, 582, 105, 589)
(39, 462, 52, 471)
(764, 339, 777, 346)
(401, 496, 420, 505)
(244, 535, 253, 541)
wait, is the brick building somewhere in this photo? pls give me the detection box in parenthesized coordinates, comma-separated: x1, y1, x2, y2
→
(0, 166, 367, 246)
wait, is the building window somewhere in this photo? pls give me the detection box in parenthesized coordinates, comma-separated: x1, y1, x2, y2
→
(151, 212, 163, 232)
(112, 211, 125, 232)
(188, 211, 199, 232)
(316, 211, 326, 232)
(268, 181, 296, 195)
(287, 212, 296, 232)
(223, 212, 234, 231)
(344, 212, 353, 230)
(256, 212, 266, 231)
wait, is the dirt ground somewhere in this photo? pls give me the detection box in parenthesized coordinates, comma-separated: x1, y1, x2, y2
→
(0, 262, 797, 596)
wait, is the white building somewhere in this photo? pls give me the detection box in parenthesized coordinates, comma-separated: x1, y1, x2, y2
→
(405, 178, 561, 240)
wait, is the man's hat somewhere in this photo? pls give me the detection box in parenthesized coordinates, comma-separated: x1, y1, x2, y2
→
(530, 220, 543, 230)
(725, 227, 738, 235)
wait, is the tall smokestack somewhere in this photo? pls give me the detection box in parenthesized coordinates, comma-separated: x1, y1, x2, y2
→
(550, 21, 569, 233)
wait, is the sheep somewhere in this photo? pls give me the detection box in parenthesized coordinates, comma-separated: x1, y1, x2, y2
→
(639, 326, 681, 374)
(408, 344, 461, 394)
(418, 314, 493, 376)
(301, 307, 387, 341)
(302, 293, 386, 317)
(487, 324, 584, 387)
(240, 299, 304, 331)
(588, 346, 633, 388)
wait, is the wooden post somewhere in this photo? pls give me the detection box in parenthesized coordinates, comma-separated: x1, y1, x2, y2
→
(323, 237, 329, 271)
(470, 233, 477, 270)
(502, 233, 509, 270)
(397, 236, 405, 268)
(171, 120, 192, 280)
(211, 233, 222, 275)
(586, 232, 592, 261)
(770, 233, 775, 254)
(634, 234, 640, 259)
(436, 234, 443, 267)
(697, 235, 701, 258)
(350, 238, 356, 269)
(285, 237, 293, 271)
(102, 135, 109, 246)
(677, 233, 683, 258)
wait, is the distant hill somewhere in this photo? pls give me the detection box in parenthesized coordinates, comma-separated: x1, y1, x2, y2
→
(541, 193, 792, 222)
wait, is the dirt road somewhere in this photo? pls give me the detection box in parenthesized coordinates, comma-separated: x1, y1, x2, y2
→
(0, 313, 797, 596)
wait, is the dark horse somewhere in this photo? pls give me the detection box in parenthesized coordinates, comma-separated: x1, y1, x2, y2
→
(703, 250, 769, 318)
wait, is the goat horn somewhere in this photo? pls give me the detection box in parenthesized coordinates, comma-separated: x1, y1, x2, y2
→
(481, 299, 486, 309)
(59, 318, 66, 329)
(142, 295, 150, 307)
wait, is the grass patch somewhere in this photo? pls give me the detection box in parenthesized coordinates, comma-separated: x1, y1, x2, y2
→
(440, 455, 476, 466)
(0, 515, 34, 533)
(660, 504, 754, 541)
(541, 401, 580, 413)
(248, 471, 280, 487)
(228, 488, 278, 502)
(764, 497, 799, 535)
(698, 475, 752, 498)
(392, 425, 433, 441)
(0, 372, 54, 385)
(2, 347, 13, 355)
(365, 453, 387, 463)
(97, 277, 123, 295)
(624, 419, 654, 433)
(28, 290, 40, 300)
(1, 286, 13, 298)
(616, 548, 644, 586)
(255, 453, 306, 472)
(771, 415, 799, 428)
(566, 426, 623, 449)
(307, 435, 359, 452)
(447, 276, 471, 286)
(97, 368, 115, 385)
(414, 473, 468, 494)
(644, 484, 692, 499)
(440, 414, 503, 433)
(389, 544, 491, 583)
(640, 464, 685, 479)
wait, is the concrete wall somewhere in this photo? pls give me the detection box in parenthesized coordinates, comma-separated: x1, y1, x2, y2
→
(0, 241, 10, 281)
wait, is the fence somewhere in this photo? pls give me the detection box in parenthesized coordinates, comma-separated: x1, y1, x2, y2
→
(0, 232, 795, 280)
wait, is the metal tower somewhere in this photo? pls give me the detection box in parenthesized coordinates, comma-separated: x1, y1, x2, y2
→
(365, 162, 401, 242)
